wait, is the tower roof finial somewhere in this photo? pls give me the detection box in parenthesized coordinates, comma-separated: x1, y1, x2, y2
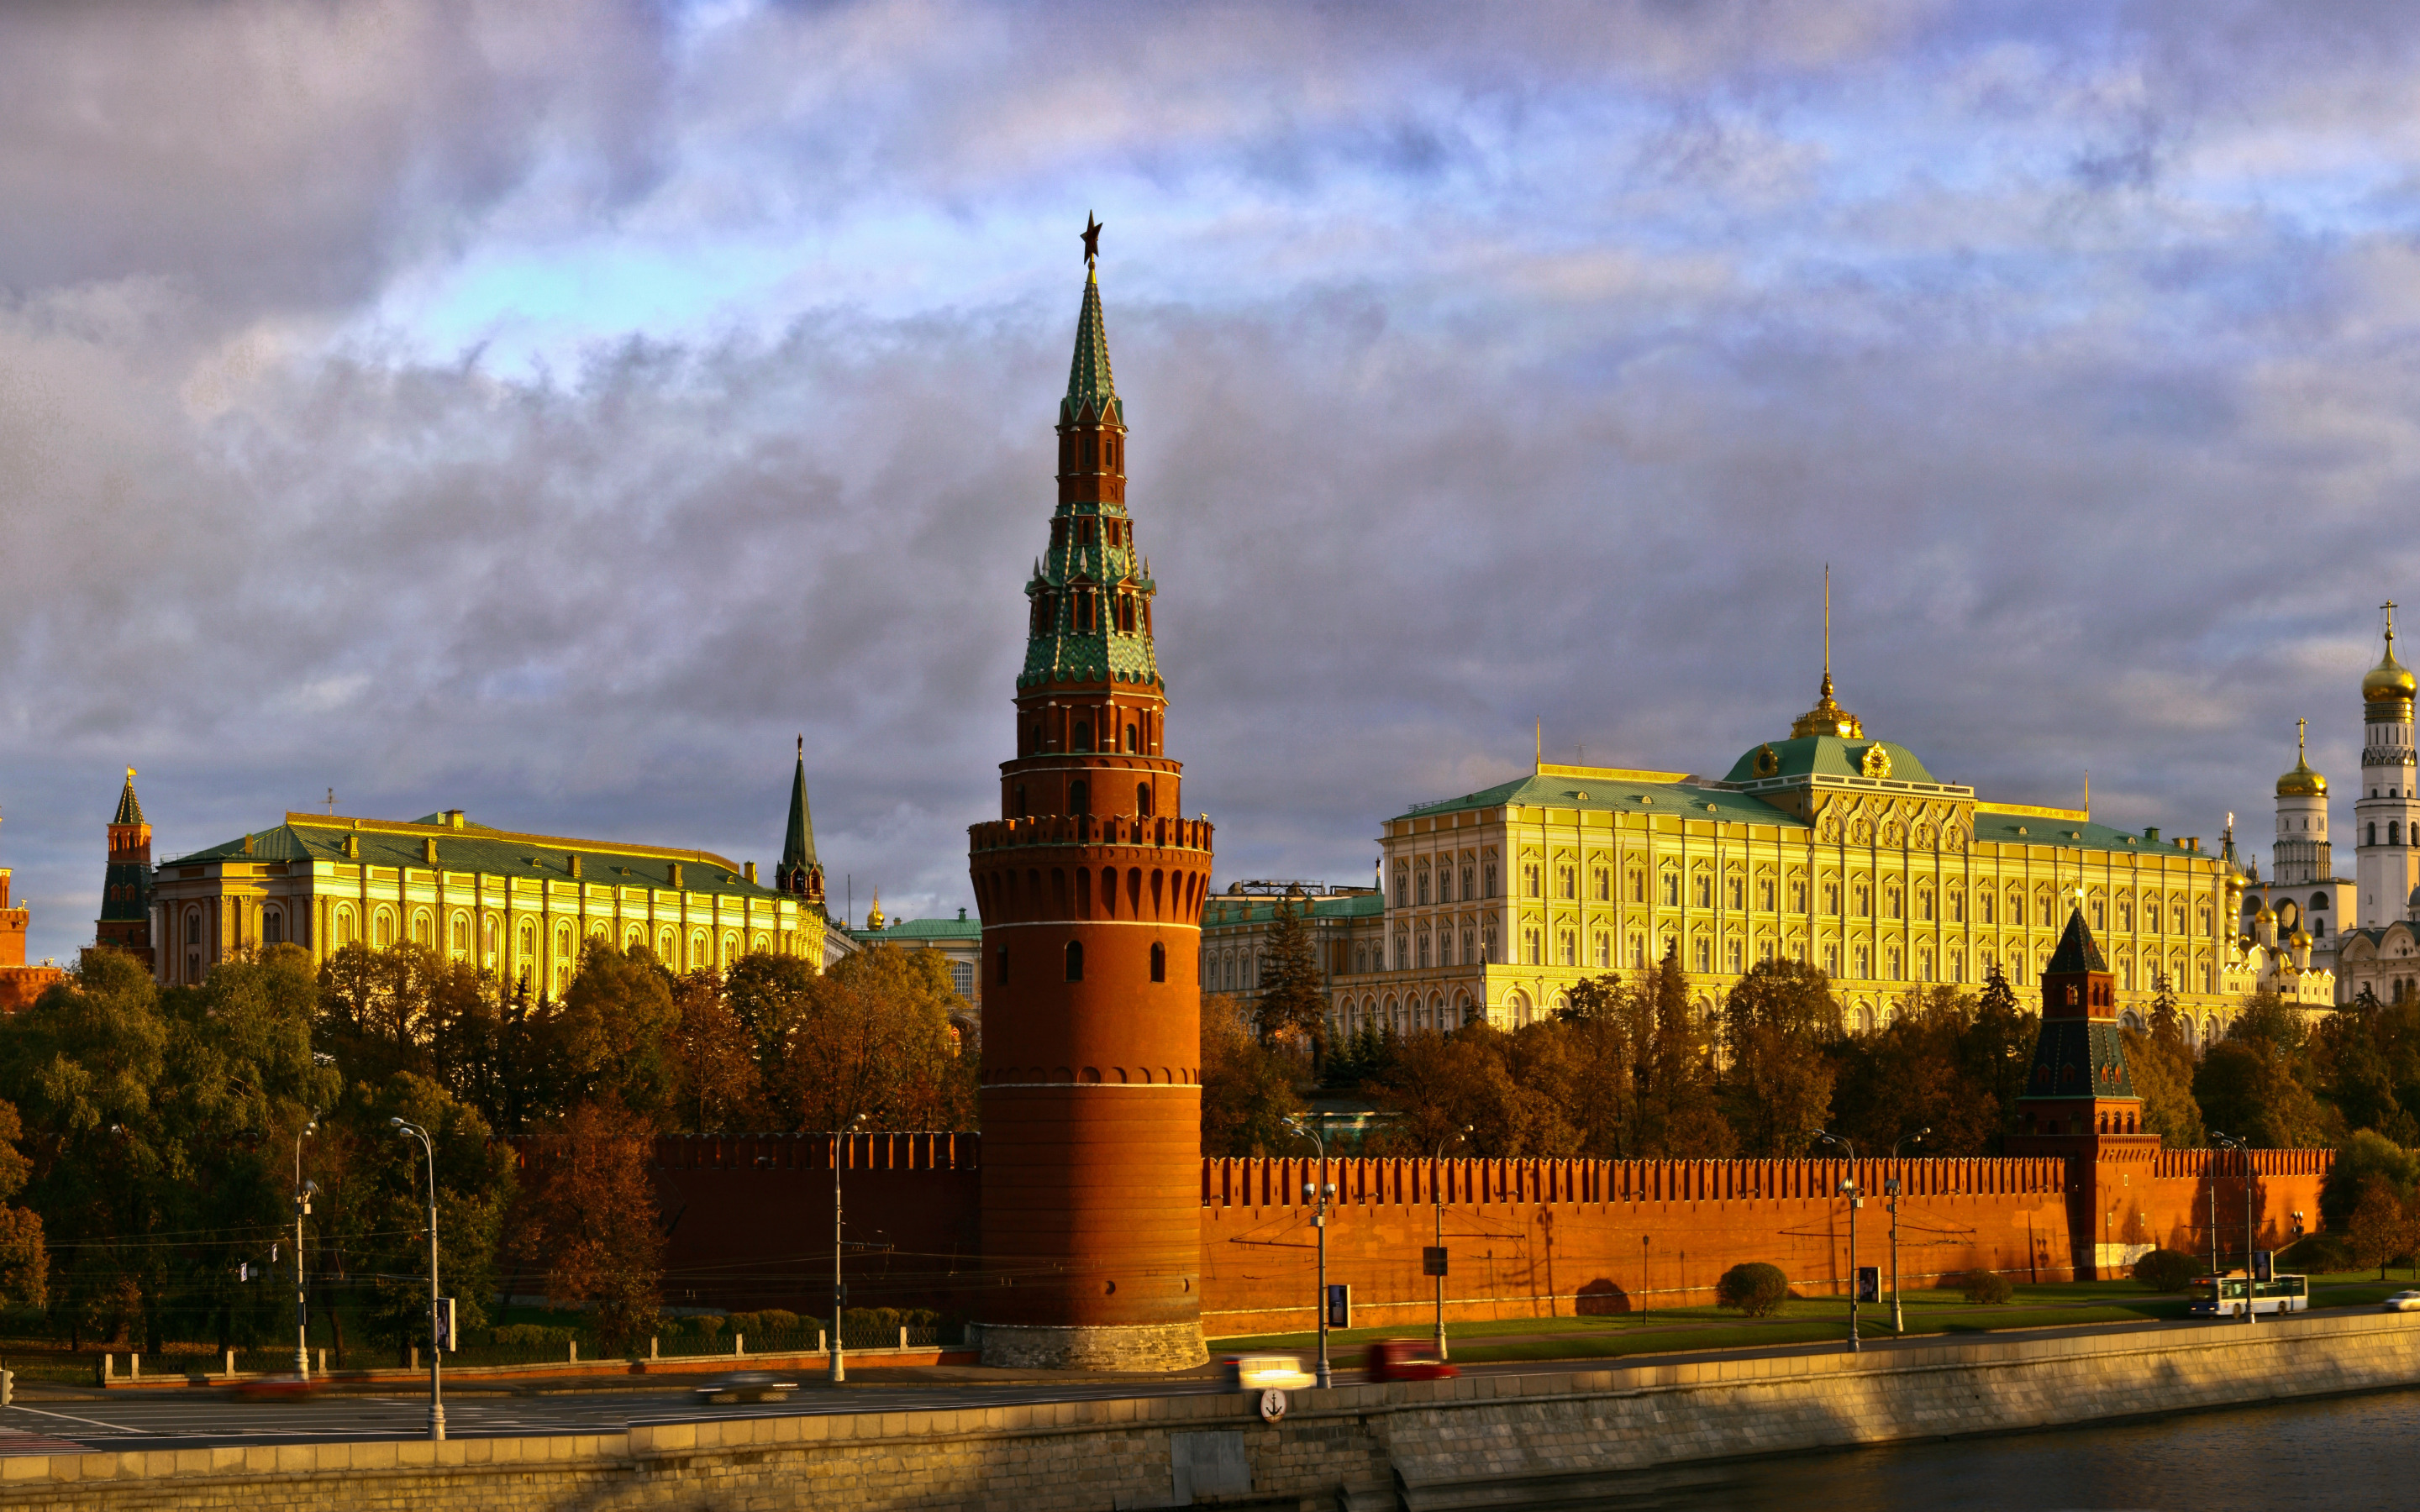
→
(1062, 223, 1119, 423)
(1081, 211, 1102, 268)
(1790, 564, 1863, 739)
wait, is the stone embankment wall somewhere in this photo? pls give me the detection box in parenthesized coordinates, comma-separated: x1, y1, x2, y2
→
(19, 1311, 2418, 1511)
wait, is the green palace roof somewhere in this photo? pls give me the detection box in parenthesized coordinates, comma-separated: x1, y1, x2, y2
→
(160, 813, 782, 902)
(1720, 734, 1942, 785)
(851, 913, 983, 942)
(1202, 892, 1384, 927)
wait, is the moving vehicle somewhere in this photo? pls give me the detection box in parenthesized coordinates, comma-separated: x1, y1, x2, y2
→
(2381, 1290, 2420, 1313)
(1363, 1340, 1460, 1383)
(1220, 1355, 1316, 1391)
(231, 1373, 318, 1399)
(694, 1371, 798, 1404)
(2187, 1272, 2308, 1317)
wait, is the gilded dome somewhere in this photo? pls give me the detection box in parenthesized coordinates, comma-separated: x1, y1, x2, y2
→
(2276, 752, 2327, 798)
(2364, 628, 2416, 706)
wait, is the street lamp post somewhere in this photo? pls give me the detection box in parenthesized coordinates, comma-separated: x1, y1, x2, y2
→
(1888, 1128, 1928, 1334)
(389, 1118, 444, 1443)
(1432, 1126, 1470, 1361)
(1814, 1130, 1861, 1352)
(1286, 1117, 1335, 1388)
(293, 1112, 318, 1378)
(832, 1112, 867, 1383)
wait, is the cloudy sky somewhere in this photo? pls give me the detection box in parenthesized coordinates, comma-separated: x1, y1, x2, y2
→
(3, 0, 2417, 961)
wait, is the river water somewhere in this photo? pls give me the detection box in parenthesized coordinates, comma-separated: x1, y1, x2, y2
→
(1570, 1387, 2419, 1509)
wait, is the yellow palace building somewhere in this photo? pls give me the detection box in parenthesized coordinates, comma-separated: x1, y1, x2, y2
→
(1332, 663, 2250, 1047)
(148, 808, 823, 994)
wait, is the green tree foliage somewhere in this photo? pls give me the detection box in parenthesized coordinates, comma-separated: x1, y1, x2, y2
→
(2320, 1129, 2418, 1231)
(1253, 896, 1328, 1067)
(1718, 959, 1837, 1156)
(317, 1072, 517, 1361)
(0, 946, 339, 1352)
(2121, 1025, 2207, 1150)
(1714, 1262, 1789, 1316)
(2196, 994, 2334, 1149)
(1823, 984, 2034, 1156)
(1200, 993, 1304, 1157)
(2311, 993, 2420, 1145)
(1636, 945, 1734, 1158)
(550, 942, 682, 1123)
(2131, 1247, 2198, 1291)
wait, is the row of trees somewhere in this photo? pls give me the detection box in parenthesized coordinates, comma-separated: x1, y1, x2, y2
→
(1209, 911, 2420, 1163)
(0, 937, 975, 1357)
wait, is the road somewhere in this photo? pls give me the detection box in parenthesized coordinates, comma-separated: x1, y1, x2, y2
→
(0, 1311, 2270, 1452)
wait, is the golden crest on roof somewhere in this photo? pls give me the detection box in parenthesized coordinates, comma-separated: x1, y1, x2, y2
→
(1790, 566, 1865, 739)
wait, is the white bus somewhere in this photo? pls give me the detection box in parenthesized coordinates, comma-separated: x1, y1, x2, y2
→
(2188, 1272, 2308, 1317)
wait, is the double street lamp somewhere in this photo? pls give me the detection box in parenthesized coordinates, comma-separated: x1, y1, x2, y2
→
(389, 1118, 444, 1442)
(832, 1112, 868, 1383)
(1284, 1117, 1336, 1389)
(1432, 1126, 1471, 1362)
(1886, 1128, 1929, 1334)
(294, 1112, 318, 1378)
(1812, 1130, 1863, 1352)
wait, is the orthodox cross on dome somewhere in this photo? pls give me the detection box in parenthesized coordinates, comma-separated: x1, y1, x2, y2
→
(1081, 213, 1102, 267)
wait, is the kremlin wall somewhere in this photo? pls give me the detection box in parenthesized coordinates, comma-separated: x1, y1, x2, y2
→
(645, 1133, 2329, 1333)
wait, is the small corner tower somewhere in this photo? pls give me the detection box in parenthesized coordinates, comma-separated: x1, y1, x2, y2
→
(2357, 603, 2420, 927)
(2010, 903, 2159, 1278)
(2013, 906, 2150, 1144)
(95, 768, 155, 959)
(966, 223, 1214, 1370)
(774, 737, 826, 914)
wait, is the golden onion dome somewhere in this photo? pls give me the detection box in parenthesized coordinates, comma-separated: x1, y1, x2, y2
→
(2276, 751, 2327, 798)
(2364, 639, 2417, 706)
(2254, 897, 2275, 921)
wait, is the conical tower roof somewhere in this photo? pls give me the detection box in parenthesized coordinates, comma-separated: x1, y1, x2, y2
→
(1060, 266, 1122, 426)
(2046, 905, 2109, 975)
(113, 769, 145, 827)
(780, 738, 816, 877)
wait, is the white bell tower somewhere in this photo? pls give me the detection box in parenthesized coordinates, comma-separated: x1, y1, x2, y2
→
(2355, 603, 2420, 927)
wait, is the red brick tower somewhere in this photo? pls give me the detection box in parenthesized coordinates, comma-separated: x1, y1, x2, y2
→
(967, 234, 1215, 1369)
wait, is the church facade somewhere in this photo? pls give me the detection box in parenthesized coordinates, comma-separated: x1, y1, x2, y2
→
(1331, 664, 2252, 1047)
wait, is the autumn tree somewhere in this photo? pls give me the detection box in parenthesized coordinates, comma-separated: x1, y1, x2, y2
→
(547, 941, 682, 1125)
(510, 1100, 664, 1353)
(667, 969, 763, 1131)
(0, 1100, 46, 1310)
(766, 944, 975, 1131)
(2349, 1178, 2405, 1279)
(1202, 992, 1305, 1156)
(1718, 958, 1838, 1156)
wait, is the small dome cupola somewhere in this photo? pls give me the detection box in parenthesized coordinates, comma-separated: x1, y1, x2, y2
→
(2364, 602, 2416, 721)
(2277, 719, 2327, 798)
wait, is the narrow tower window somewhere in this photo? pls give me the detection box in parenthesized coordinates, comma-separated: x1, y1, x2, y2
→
(1065, 940, 1084, 981)
(1136, 782, 1153, 816)
(1071, 779, 1089, 813)
(997, 947, 1010, 986)
(1150, 942, 1166, 983)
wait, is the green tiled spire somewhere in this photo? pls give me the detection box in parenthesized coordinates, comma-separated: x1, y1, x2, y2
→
(1060, 267, 1123, 426)
(113, 771, 145, 827)
(776, 736, 824, 907)
(2046, 906, 2108, 974)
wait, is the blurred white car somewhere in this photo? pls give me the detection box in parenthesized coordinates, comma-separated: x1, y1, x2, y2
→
(2381, 1290, 2420, 1313)
(1222, 1355, 1316, 1391)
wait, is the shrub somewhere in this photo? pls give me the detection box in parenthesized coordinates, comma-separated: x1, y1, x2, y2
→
(488, 1324, 575, 1348)
(2132, 1248, 2199, 1292)
(1715, 1263, 1791, 1317)
(1960, 1270, 2013, 1305)
(684, 1315, 726, 1342)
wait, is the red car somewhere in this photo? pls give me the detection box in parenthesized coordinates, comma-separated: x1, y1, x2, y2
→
(232, 1373, 319, 1399)
(1363, 1340, 1459, 1382)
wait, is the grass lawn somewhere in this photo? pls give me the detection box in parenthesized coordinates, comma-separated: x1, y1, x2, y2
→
(1207, 1268, 2420, 1367)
